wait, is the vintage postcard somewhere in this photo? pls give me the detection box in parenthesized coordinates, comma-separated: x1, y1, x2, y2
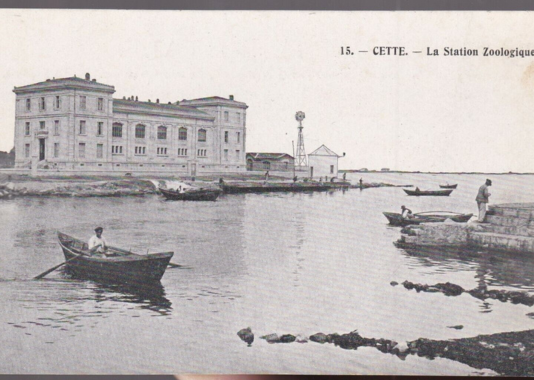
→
(1, 9, 534, 376)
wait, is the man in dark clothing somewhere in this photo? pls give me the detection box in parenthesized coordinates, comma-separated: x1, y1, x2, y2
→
(476, 179, 492, 222)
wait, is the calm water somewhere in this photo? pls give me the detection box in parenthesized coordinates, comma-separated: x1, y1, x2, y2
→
(1, 173, 534, 375)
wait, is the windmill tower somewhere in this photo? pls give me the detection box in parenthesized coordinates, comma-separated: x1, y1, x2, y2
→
(294, 111, 307, 168)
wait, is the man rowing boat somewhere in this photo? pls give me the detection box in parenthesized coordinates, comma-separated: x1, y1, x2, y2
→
(401, 205, 414, 219)
(88, 227, 108, 254)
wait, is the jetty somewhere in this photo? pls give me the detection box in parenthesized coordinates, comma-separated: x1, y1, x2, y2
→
(219, 181, 346, 194)
(396, 203, 534, 254)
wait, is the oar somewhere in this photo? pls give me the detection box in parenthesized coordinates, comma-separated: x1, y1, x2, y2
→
(34, 255, 82, 280)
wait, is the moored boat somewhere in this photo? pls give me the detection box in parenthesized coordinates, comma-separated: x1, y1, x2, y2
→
(383, 211, 473, 226)
(219, 182, 330, 194)
(159, 187, 221, 201)
(57, 232, 173, 283)
(404, 189, 453, 196)
(439, 184, 458, 189)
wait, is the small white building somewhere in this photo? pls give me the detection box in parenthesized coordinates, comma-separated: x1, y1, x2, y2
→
(308, 145, 343, 178)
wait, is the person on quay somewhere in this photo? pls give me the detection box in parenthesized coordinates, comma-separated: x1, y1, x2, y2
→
(342, 172, 346, 181)
(476, 179, 492, 222)
(88, 227, 107, 254)
(359, 178, 363, 188)
(265, 170, 270, 181)
(401, 205, 414, 219)
(293, 175, 298, 183)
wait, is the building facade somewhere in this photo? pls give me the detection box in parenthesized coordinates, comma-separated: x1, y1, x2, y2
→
(308, 145, 343, 178)
(13, 74, 248, 175)
(245, 153, 294, 172)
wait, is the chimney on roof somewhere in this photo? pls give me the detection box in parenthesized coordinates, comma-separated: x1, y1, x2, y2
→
(229, 95, 234, 100)
(148, 99, 151, 102)
(135, 96, 138, 101)
(156, 99, 159, 103)
(85, 73, 90, 81)
(168, 102, 171, 104)
(92, 79, 96, 82)
(123, 96, 126, 99)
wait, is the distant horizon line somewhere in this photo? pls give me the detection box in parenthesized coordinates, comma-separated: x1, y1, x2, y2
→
(339, 170, 534, 175)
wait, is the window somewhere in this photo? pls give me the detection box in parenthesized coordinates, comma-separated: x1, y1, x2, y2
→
(40, 97, 46, 111)
(97, 122, 103, 136)
(135, 124, 146, 139)
(39, 121, 45, 130)
(224, 131, 229, 143)
(198, 149, 207, 157)
(134, 146, 146, 155)
(25, 122, 30, 136)
(79, 143, 86, 158)
(330, 165, 334, 174)
(236, 150, 240, 160)
(26, 99, 31, 111)
(198, 129, 206, 142)
(178, 127, 187, 141)
(97, 144, 103, 158)
(112, 123, 123, 138)
(224, 111, 229, 121)
(237, 113, 241, 123)
(25, 144, 30, 158)
(237, 132, 240, 143)
(98, 98, 103, 111)
(263, 161, 271, 170)
(224, 149, 228, 161)
(178, 148, 187, 156)
(157, 126, 167, 140)
(55, 96, 61, 109)
(157, 147, 168, 156)
(80, 96, 86, 110)
(54, 143, 59, 158)
(54, 120, 59, 135)
(112, 145, 123, 154)
(79, 120, 86, 135)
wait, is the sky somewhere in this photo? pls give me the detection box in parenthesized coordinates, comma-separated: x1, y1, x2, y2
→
(0, 10, 533, 172)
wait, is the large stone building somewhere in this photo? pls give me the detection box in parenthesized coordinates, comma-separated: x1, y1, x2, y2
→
(13, 74, 248, 175)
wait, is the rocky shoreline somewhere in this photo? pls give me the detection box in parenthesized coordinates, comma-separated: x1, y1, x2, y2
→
(238, 327, 534, 376)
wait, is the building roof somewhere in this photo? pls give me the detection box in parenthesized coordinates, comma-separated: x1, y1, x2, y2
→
(113, 98, 214, 120)
(246, 153, 294, 161)
(180, 96, 248, 109)
(309, 145, 342, 157)
(13, 76, 115, 94)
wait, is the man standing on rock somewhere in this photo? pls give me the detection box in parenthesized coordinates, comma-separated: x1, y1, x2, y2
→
(476, 179, 492, 222)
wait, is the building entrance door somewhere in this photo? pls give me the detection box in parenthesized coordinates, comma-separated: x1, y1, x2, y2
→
(190, 163, 196, 176)
(39, 139, 45, 161)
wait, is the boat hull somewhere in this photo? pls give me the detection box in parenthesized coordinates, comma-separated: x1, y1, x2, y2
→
(160, 188, 221, 201)
(58, 233, 173, 284)
(439, 184, 458, 189)
(383, 212, 473, 226)
(403, 189, 453, 196)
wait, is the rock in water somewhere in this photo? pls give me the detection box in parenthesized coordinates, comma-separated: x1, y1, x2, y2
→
(237, 327, 254, 346)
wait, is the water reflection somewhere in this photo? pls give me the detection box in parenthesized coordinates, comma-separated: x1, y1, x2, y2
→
(399, 246, 534, 292)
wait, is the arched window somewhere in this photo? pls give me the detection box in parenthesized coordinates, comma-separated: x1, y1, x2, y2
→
(157, 126, 167, 140)
(179, 127, 187, 141)
(135, 124, 146, 139)
(198, 128, 207, 142)
(112, 123, 123, 138)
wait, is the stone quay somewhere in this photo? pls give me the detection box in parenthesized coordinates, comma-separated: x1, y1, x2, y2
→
(396, 203, 534, 254)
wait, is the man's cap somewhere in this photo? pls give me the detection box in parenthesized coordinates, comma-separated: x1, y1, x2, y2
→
(401, 205, 406, 209)
(95, 227, 104, 232)
(487, 179, 492, 185)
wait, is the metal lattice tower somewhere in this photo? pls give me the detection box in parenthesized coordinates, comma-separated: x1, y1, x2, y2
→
(295, 111, 307, 167)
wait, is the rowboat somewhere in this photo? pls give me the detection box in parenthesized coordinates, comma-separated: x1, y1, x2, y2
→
(404, 189, 453, 196)
(159, 187, 221, 201)
(57, 232, 173, 283)
(383, 211, 473, 226)
(439, 184, 458, 189)
(219, 182, 330, 194)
